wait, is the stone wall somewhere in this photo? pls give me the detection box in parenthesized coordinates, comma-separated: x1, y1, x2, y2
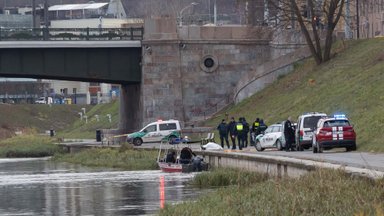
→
(234, 46, 311, 103)
(141, 18, 273, 126)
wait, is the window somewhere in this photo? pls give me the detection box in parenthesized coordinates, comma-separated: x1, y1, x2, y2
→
(324, 120, 350, 127)
(143, 125, 156, 133)
(272, 126, 281, 132)
(159, 123, 177, 131)
(303, 116, 323, 129)
(264, 127, 273, 134)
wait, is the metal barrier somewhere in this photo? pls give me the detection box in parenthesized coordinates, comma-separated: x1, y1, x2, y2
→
(0, 27, 144, 41)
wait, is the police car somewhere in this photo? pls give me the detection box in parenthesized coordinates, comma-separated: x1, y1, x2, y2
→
(255, 123, 284, 151)
(126, 119, 181, 146)
(312, 114, 357, 153)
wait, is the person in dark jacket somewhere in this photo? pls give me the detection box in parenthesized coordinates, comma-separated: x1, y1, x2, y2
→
(165, 151, 176, 163)
(242, 117, 250, 148)
(251, 118, 260, 145)
(257, 119, 268, 135)
(228, 117, 237, 150)
(217, 119, 230, 149)
(236, 117, 245, 150)
(284, 116, 295, 151)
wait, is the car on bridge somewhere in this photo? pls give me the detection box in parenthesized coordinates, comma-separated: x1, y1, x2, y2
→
(126, 119, 181, 146)
(312, 114, 357, 153)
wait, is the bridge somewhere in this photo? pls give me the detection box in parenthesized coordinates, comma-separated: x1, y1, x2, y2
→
(0, 27, 144, 132)
(0, 22, 307, 134)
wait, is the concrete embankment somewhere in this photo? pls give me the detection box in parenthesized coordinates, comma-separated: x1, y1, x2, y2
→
(58, 141, 384, 180)
(197, 150, 384, 180)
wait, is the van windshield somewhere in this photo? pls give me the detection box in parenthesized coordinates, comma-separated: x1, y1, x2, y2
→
(304, 116, 323, 129)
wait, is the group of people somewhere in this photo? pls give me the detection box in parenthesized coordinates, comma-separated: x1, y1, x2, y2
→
(217, 117, 268, 150)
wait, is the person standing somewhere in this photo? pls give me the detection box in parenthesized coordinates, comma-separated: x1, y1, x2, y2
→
(236, 117, 245, 150)
(228, 117, 237, 150)
(217, 119, 230, 149)
(258, 119, 268, 135)
(284, 116, 295, 151)
(251, 118, 260, 146)
(242, 117, 250, 148)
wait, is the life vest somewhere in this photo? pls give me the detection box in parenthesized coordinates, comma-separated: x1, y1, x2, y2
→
(236, 123, 243, 131)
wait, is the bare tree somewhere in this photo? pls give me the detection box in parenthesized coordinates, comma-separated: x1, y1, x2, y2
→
(269, 0, 346, 64)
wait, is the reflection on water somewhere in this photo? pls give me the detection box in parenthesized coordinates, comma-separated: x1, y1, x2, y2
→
(0, 158, 207, 215)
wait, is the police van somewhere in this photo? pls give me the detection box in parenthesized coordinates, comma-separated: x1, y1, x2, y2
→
(126, 119, 181, 146)
(296, 112, 327, 151)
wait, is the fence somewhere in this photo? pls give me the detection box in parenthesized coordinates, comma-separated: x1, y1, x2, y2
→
(0, 27, 144, 41)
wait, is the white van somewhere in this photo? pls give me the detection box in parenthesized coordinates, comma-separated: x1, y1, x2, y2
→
(295, 112, 327, 150)
(126, 119, 181, 146)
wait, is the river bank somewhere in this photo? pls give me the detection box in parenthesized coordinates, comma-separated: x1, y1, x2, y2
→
(160, 168, 384, 215)
(0, 135, 158, 170)
(2, 135, 384, 215)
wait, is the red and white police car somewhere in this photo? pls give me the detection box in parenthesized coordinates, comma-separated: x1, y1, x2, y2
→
(312, 114, 356, 153)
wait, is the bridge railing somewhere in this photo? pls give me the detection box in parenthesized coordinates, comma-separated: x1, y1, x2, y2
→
(0, 27, 144, 41)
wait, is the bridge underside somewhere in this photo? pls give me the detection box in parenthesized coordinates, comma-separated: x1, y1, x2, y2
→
(0, 46, 141, 84)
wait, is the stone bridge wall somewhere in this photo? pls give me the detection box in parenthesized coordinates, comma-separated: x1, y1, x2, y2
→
(140, 18, 310, 127)
(141, 18, 274, 126)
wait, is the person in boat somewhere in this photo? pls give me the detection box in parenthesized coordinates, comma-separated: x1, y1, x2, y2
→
(192, 155, 204, 171)
(179, 147, 194, 164)
(165, 150, 176, 163)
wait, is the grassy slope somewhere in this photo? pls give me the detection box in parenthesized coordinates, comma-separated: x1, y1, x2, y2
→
(0, 101, 119, 139)
(58, 100, 119, 138)
(206, 39, 384, 152)
(160, 168, 384, 216)
(0, 103, 91, 138)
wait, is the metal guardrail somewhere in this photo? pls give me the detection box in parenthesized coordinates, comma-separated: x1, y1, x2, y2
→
(0, 27, 144, 41)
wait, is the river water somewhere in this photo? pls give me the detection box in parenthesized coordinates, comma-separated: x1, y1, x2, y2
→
(0, 158, 208, 216)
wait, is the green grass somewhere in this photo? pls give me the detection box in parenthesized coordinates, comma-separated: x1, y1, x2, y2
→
(160, 168, 384, 216)
(0, 104, 92, 138)
(191, 168, 268, 187)
(0, 101, 119, 140)
(205, 38, 384, 152)
(58, 100, 119, 139)
(53, 146, 159, 170)
(0, 135, 64, 157)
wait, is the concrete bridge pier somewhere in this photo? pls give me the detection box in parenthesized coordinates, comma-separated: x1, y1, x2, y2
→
(119, 84, 142, 134)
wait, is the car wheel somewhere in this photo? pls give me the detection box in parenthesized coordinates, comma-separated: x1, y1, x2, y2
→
(346, 144, 357, 152)
(255, 141, 264, 152)
(133, 138, 143, 146)
(276, 140, 282, 151)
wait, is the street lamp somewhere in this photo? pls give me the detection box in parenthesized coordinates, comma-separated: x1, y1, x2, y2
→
(179, 2, 199, 27)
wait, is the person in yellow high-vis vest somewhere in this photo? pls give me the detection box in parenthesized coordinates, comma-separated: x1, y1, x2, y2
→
(236, 117, 245, 150)
(251, 118, 260, 146)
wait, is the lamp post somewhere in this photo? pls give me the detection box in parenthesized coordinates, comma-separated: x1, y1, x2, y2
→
(179, 2, 199, 27)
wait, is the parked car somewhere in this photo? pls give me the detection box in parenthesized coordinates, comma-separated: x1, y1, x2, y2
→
(295, 112, 327, 151)
(35, 97, 53, 104)
(312, 114, 356, 153)
(35, 97, 46, 104)
(255, 123, 283, 151)
(126, 119, 181, 146)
